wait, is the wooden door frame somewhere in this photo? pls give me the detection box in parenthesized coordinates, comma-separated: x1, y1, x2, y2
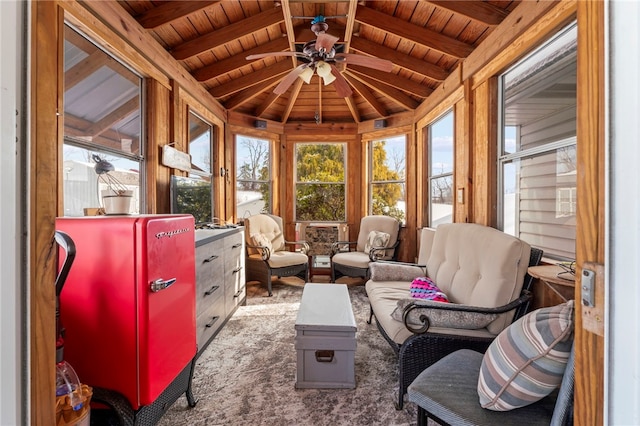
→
(575, 1, 605, 424)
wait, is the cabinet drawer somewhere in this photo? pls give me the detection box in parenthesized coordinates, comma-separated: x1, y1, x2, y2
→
(196, 294, 225, 352)
(195, 243, 224, 313)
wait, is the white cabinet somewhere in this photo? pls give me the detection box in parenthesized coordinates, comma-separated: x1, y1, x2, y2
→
(194, 227, 245, 357)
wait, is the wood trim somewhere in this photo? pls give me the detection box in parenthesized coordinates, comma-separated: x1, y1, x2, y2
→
(145, 79, 171, 214)
(402, 126, 418, 263)
(31, 2, 62, 424)
(471, 77, 498, 226)
(575, 0, 605, 424)
(454, 92, 471, 223)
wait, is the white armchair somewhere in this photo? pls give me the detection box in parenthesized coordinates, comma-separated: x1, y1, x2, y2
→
(244, 214, 309, 296)
(329, 215, 400, 282)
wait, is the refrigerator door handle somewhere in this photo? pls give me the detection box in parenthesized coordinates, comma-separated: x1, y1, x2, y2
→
(149, 277, 177, 293)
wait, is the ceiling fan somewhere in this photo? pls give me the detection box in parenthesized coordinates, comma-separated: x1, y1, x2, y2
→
(246, 16, 394, 98)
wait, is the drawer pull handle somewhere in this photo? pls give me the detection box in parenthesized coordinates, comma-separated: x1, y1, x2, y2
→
(203, 255, 219, 263)
(315, 350, 334, 363)
(149, 277, 176, 293)
(205, 316, 219, 328)
(232, 243, 242, 249)
(233, 289, 244, 298)
(204, 285, 219, 296)
(232, 266, 242, 274)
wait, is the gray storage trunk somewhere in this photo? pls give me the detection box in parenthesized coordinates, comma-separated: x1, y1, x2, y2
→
(294, 283, 357, 389)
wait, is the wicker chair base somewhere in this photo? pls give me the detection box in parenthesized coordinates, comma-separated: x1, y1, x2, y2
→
(331, 263, 369, 283)
(246, 257, 308, 296)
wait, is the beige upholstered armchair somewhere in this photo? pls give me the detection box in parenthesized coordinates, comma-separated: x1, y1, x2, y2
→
(330, 215, 400, 282)
(244, 214, 309, 296)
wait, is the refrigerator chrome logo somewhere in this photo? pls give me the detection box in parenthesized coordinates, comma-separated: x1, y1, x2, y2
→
(155, 227, 191, 239)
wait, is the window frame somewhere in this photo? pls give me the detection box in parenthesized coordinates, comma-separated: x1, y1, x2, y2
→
(294, 142, 347, 223)
(426, 110, 455, 228)
(235, 134, 272, 217)
(496, 22, 577, 261)
(368, 134, 407, 224)
(62, 22, 145, 217)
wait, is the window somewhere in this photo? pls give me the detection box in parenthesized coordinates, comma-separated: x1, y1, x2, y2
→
(236, 135, 271, 216)
(427, 111, 454, 227)
(498, 23, 577, 260)
(369, 135, 406, 224)
(295, 143, 346, 222)
(178, 110, 214, 222)
(62, 24, 143, 216)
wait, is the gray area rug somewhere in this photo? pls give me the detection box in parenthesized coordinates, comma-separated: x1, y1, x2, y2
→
(158, 279, 418, 426)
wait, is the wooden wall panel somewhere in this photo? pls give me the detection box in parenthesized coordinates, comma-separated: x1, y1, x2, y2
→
(454, 87, 472, 223)
(145, 79, 171, 214)
(575, 0, 605, 424)
(31, 2, 62, 424)
(471, 78, 498, 226)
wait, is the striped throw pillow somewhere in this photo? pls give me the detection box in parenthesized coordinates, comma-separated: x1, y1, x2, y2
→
(477, 300, 575, 411)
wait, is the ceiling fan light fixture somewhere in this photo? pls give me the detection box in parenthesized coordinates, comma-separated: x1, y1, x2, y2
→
(299, 67, 314, 84)
(321, 73, 336, 85)
(315, 61, 331, 78)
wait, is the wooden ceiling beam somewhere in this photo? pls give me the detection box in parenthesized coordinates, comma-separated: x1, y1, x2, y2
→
(281, 79, 304, 123)
(193, 37, 290, 82)
(349, 65, 432, 98)
(426, 1, 508, 26)
(254, 91, 281, 117)
(355, 5, 474, 59)
(225, 75, 283, 110)
(349, 37, 448, 82)
(136, 1, 220, 30)
(210, 60, 292, 98)
(342, 74, 387, 117)
(345, 70, 419, 110)
(171, 7, 284, 61)
(344, 95, 361, 123)
(342, 0, 358, 52)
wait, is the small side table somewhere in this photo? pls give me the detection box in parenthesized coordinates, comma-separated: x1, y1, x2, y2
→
(527, 264, 576, 310)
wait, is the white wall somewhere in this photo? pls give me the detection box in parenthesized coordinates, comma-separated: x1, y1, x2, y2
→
(0, 1, 26, 425)
(608, 0, 640, 424)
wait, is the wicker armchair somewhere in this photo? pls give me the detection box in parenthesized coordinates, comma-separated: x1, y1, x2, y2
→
(407, 342, 575, 426)
(329, 215, 400, 282)
(244, 214, 309, 296)
(365, 224, 543, 409)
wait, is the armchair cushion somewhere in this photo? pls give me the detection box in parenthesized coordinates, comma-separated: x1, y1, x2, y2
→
(364, 230, 390, 254)
(477, 300, 575, 411)
(369, 261, 425, 282)
(391, 299, 499, 330)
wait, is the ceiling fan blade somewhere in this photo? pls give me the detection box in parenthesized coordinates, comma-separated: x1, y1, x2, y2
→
(329, 64, 353, 98)
(316, 33, 339, 52)
(246, 52, 302, 60)
(273, 64, 308, 95)
(335, 53, 394, 72)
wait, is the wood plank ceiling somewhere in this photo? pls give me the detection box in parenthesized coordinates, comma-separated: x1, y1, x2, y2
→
(117, 0, 521, 125)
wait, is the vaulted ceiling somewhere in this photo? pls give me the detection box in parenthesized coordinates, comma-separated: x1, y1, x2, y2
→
(117, 0, 521, 125)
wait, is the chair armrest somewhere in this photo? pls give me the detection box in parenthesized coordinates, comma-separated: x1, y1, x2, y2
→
(402, 290, 533, 334)
(330, 241, 357, 256)
(246, 243, 271, 261)
(284, 240, 310, 254)
(369, 238, 401, 261)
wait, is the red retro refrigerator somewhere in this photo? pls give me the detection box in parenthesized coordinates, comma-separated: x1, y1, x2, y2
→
(56, 214, 197, 410)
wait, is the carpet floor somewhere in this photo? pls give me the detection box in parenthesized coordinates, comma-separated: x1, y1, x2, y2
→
(157, 278, 418, 426)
